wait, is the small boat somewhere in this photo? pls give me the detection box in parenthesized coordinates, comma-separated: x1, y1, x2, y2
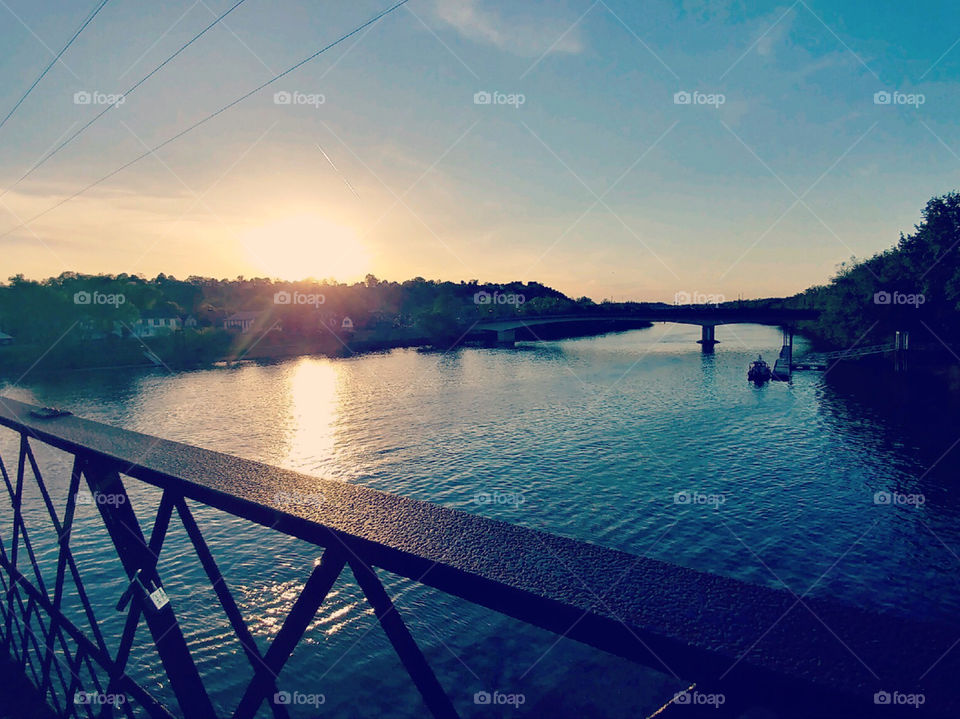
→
(748, 355, 772, 383)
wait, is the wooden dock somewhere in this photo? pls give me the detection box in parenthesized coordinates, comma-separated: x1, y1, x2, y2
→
(772, 343, 792, 380)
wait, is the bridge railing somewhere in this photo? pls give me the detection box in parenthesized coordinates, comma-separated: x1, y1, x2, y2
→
(801, 344, 896, 361)
(0, 397, 954, 718)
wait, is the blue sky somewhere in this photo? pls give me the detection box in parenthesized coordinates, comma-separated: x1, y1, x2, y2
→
(0, 0, 958, 301)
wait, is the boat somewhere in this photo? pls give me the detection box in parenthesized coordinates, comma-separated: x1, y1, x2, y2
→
(748, 355, 772, 383)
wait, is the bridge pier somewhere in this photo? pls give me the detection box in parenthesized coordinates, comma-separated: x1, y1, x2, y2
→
(696, 324, 718, 352)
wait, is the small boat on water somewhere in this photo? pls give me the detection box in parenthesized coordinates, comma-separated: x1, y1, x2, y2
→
(748, 355, 772, 383)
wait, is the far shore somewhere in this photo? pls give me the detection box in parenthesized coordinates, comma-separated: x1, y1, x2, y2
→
(0, 319, 654, 377)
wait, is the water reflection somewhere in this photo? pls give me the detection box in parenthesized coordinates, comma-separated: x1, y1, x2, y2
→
(285, 360, 339, 473)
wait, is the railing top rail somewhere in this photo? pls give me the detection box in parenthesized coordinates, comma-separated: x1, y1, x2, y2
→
(0, 397, 956, 714)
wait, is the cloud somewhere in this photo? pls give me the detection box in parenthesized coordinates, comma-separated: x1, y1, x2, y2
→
(755, 7, 796, 58)
(680, 0, 736, 22)
(431, 0, 585, 57)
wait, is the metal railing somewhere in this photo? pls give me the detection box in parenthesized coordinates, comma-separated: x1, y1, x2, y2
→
(0, 397, 956, 718)
(800, 343, 897, 362)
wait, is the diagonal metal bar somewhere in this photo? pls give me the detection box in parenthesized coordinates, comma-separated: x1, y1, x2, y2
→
(0, 448, 20, 651)
(81, 458, 215, 719)
(9, 435, 53, 596)
(103, 490, 176, 711)
(232, 546, 347, 719)
(0, 447, 92, 716)
(13, 437, 87, 708)
(35, 451, 111, 699)
(1, 438, 58, 681)
(175, 497, 290, 719)
(349, 560, 458, 719)
(0, 545, 177, 719)
(40, 453, 82, 701)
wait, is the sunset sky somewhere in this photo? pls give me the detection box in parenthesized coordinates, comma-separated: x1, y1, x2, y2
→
(0, 0, 958, 302)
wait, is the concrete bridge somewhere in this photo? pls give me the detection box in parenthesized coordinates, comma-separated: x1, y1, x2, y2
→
(472, 307, 819, 350)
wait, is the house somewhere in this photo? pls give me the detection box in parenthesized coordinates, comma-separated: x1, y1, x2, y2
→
(118, 314, 183, 338)
(224, 311, 263, 333)
(0, 330, 13, 346)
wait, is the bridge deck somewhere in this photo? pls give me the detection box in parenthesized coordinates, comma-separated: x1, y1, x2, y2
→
(473, 308, 819, 332)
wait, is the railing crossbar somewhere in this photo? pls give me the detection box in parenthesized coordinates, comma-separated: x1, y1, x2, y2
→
(0, 547, 178, 719)
(349, 560, 458, 719)
(232, 546, 347, 719)
(174, 497, 290, 719)
(82, 460, 216, 719)
(11, 437, 115, 713)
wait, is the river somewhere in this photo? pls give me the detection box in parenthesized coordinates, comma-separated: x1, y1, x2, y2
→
(1, 323, 957, 717)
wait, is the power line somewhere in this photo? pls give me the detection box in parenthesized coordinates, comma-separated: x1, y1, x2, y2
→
(0, 0, 252, 199)
(0, 0, 112, 133)
(0, 0, 409, 242)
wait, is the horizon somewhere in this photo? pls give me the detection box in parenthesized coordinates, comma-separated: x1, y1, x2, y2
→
(2, 1, 958, 302)
(1, 268, 803, 304)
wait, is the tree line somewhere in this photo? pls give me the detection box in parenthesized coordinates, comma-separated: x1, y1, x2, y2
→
(728, 192, 960, 350)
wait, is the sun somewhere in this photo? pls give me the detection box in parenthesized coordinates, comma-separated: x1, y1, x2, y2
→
(241, 214, 371, 281)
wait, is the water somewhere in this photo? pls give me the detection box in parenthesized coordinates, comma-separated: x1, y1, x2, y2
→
(2, 323, 958, 718)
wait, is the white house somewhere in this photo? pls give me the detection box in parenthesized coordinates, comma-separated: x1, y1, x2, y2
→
(223, 311, 262, 333)
(116, 316, 183, 338)
(136, 317, 182, 337)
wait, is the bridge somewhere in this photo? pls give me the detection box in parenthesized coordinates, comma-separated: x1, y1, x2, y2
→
(0, 397, 955, 718)
(471, 307, 819, 350)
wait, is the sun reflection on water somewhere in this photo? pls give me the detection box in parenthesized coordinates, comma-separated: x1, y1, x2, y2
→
(285, 359, 340, 472)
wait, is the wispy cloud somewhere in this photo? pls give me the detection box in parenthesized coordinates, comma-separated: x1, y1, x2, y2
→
(430, 0, 585, 57)
(756, 6, 796, 58)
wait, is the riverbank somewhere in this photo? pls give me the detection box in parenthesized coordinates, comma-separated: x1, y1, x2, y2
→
(0, 319, 654, 377)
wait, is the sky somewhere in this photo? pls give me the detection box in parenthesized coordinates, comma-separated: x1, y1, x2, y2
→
(0, 0, 958, 302)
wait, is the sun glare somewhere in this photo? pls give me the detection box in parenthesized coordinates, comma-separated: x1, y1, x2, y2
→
(241, 214, 370, 282)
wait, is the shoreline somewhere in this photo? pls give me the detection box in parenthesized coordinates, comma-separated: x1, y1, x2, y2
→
(0, 320, 655, 378)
